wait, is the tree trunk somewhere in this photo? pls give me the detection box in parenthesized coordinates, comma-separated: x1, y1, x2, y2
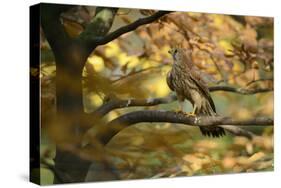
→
(53, 44, 91, 183)
(41, 4, 118, 183)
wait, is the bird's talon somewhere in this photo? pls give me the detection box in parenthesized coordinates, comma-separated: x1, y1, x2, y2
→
(175, 110, 185, 114)
(175, 110, 196, 117)
(186, 112, 196, 117)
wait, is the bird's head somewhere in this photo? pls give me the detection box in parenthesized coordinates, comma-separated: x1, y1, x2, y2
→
(168, 47, 181, 61)
(168, 47, 192, 63)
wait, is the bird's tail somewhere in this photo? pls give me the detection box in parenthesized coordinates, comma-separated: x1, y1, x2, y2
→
(198, 102, 225, 138)
(199, 126, 225, 137)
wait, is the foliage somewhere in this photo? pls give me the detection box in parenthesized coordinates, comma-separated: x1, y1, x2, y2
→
(37, 6, 273, 184)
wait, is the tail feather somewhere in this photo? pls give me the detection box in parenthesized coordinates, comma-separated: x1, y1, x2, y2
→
(200, 126, 225, 138)
(197, 100, 225, 138)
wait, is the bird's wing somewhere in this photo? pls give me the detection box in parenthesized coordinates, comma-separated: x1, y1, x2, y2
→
(189, 70, 216, 112)
(191, 66, 218, 85)
(166, 70, 175, 91)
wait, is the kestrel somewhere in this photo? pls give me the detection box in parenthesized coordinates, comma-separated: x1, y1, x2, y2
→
(166, 47, 225, 137)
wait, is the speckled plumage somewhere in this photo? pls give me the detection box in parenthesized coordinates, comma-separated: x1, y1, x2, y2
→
(167, 48, 225, 137)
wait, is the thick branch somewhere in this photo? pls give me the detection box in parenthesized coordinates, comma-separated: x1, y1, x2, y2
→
(85, 11, 172, 46)
(96, 110, 273, 144)
(108, 111, 273, 127)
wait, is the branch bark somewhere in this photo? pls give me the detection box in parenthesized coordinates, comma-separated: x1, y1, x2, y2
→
(108, 111, 273, 127)
(95, 110, 273, 144)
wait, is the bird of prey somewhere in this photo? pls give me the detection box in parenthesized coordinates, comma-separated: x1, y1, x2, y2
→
(166, 47, 225, 137)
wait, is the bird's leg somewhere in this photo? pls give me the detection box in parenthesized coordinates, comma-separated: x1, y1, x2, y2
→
(176, 101, 197, 117)
(184, 105, 197, 117)
(180, 101, 184, 112)
(186, 105, 197, 117)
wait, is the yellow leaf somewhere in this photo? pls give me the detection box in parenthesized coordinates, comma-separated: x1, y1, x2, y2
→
(248, 152, 265, 163)
(218, 40, 233, 54)
(87, 55, 105, 72)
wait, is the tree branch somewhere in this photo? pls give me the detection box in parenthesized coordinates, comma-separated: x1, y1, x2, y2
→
(94, 95, 177, 117)
(245, 78, 273, 87)
(209, 85, 273, 94)
(92, 85, 273, 117)
(88, 11, 172, 46)
(221, 125, 256, 139)
(95, 110, 273, 144)
(108, 111, 273, 127)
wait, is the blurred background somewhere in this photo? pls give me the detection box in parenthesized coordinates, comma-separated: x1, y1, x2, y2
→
(38, 7, 273, 184)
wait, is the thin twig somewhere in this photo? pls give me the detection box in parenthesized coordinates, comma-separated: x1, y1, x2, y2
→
(245, 78, 273, 87)
(111, 65, 166, 84)
(209, 85, 273, 95)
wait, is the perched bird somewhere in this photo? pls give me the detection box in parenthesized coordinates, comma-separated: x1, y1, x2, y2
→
(166, 47, 225, 137)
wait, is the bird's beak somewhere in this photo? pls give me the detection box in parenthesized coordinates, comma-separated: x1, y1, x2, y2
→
(168, 50, 172, 54)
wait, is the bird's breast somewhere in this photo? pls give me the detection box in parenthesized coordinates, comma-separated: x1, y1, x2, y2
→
(170, 67, 193, 100)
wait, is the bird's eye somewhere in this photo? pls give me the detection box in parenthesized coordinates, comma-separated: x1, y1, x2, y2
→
(174, 49, 178, 54)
